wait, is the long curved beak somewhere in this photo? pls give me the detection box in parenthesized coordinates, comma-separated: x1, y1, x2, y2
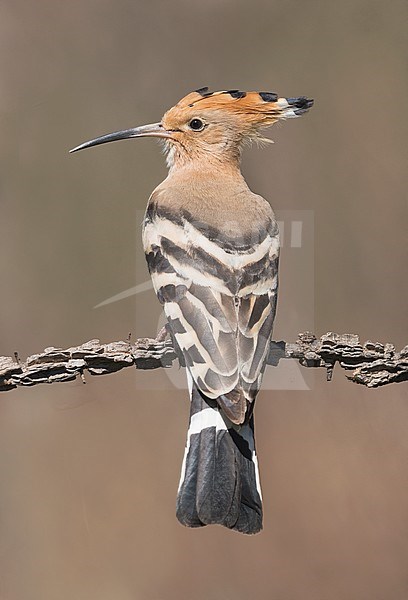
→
(69, 122, 171, 153)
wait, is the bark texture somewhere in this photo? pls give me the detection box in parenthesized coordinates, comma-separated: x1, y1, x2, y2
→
(1, 332, 406, 392)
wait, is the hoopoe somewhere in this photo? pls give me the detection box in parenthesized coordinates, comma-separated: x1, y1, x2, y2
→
(71, 88, 313, 534)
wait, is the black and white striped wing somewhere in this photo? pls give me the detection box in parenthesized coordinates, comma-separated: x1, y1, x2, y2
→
(145, 240, 240, 397)
(237, 282, 278, 401)
(143, 204, 279, 423)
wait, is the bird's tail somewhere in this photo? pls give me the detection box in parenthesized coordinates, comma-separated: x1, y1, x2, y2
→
(176, 376, 263, 534)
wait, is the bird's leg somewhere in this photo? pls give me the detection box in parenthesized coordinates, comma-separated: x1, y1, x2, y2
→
(155, 323, 170, 343)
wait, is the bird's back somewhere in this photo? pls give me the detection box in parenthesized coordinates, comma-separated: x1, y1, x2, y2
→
(143, 168, 279, 424)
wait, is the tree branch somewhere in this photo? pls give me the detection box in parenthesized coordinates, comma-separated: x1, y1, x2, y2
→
(0, 332, 406, 392)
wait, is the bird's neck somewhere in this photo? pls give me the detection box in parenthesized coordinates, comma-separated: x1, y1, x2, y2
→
(165, 141, 242, 175)
(165, 159, 246, 189)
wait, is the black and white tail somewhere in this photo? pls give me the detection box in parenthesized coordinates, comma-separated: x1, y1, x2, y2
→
(176, 377, 263, 534)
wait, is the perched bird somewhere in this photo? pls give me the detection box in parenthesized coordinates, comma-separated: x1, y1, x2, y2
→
(71, 88, 313, 534)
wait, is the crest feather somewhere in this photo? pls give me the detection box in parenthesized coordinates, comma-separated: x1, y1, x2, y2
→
(172, 88, 314, 128)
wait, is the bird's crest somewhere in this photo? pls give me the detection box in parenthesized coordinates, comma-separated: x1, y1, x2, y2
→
(169, 87, 314, 128)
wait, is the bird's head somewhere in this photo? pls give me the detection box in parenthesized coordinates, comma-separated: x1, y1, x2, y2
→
(71, 87, 313, 169)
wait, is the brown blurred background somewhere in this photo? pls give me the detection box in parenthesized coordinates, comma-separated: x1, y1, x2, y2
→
(0, 1, 407, 598)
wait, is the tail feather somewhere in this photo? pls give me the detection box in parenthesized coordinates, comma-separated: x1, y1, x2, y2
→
(176, 379, 262, 534)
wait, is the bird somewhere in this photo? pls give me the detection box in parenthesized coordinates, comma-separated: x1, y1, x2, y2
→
(71, 87, 314, 534)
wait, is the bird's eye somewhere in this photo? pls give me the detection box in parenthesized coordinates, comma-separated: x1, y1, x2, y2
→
(189, 118, 205, 131)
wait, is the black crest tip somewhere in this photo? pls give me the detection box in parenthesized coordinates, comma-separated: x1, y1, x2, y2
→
(227, 90, 247, 99)
(259, 92, 279, 102)
(195, 87, 212, 97)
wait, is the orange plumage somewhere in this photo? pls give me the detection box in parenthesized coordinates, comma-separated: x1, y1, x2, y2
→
(163, 87, 313, 131)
